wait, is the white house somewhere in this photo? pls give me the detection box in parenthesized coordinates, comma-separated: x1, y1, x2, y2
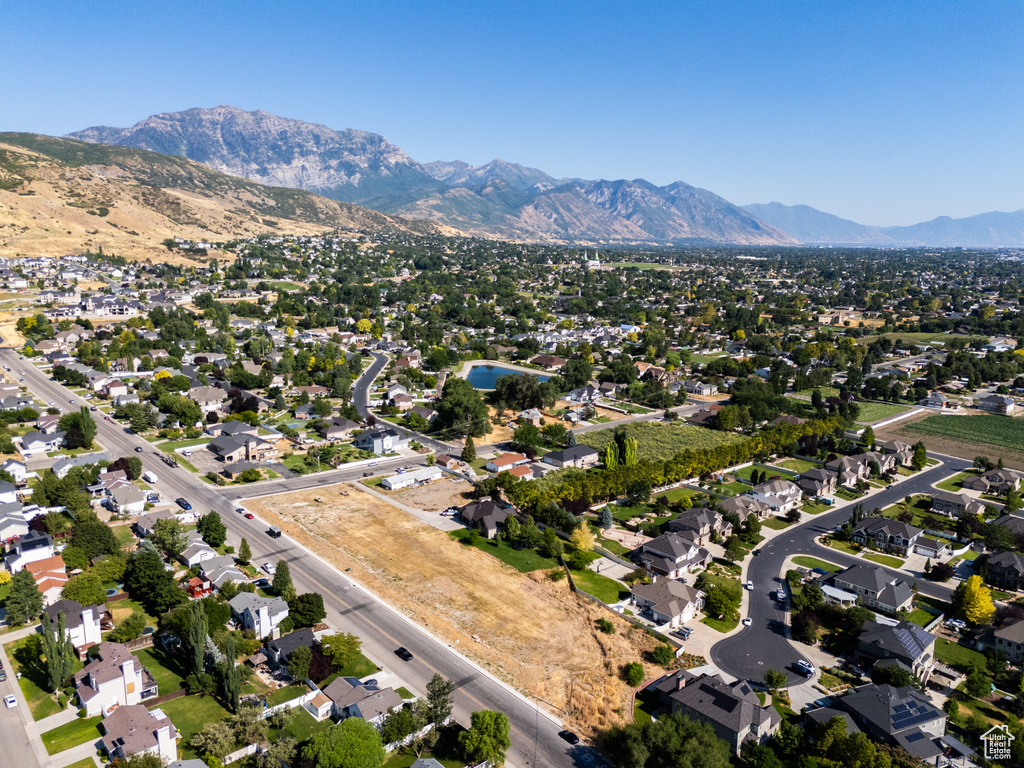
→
(630, 577, 704, 628)
(381, 466, 443, 490)
(17, 430, 64, 457)
(352, 428, 407, 455)
(0, 459, 28, 484)
(45, 599, 103, 652)
(228, 592, 289, 639)
(5, 530, 55, 572)
(744, 479, 802, 514)
(73, 641, 159, 715)
(109, 485, 146, 516)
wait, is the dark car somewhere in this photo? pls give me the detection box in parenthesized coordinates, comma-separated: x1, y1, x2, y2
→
(252, 578, 269, 588)
(175, 498, 192, 510)
(134, 446, 143, 453)
(752, 549, 761, 556)
(395, 647, 414, 661)
(558, 730, 580, 745)
(0, 670, 6, 682)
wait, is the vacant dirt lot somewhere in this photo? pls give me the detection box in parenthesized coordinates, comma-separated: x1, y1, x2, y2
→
(386, 477, 475, 511)
(247, 485, 666, 735)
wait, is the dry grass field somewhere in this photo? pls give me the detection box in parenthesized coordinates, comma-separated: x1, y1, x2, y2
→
(247, 484, 666, 735)
(386, 477, 475, 511)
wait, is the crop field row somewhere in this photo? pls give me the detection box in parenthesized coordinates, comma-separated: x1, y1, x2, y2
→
(902, 414, 1024, 451)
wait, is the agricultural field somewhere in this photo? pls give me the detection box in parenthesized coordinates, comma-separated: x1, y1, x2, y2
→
(578, 422, 747, 462)
(896, 414, 1024, 467)
(859, 332, 989, 347)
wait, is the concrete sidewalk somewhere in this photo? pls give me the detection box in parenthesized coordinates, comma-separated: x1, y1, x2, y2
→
(48, 740, 103, 768)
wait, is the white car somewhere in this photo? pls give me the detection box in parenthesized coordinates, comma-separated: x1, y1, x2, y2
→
(261, 562, 276, 576)
(742, 617, 752, 626)
(3, 694, 16, 708)
(746, 580, 753, 591)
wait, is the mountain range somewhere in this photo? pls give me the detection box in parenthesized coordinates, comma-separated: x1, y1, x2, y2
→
(68, 106, 796, 246)
(742, 202, 1024, 248)
(0, 132, 444, 260)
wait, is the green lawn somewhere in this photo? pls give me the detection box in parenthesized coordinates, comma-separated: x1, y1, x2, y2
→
(772, 693, 799, 721)
(699, 569, 742, 632)
(792, 556, 839, 572)
(835, 488, 862, 501)
(276, 708, 334, 743)
(132, 646, 185, 696)
(855, 402, 911, 424)
(571, 568, 629, 604)
(334, 651, 380, 679)
(906, 608, 937, 627)
(157, 437, 210, 453)
(863, 553, 906, 568)
(396, 686, 415, 700)
(265, 683, 308, 707)
(151, 694, 233, 758)
(794, 387, 840, 399)
(654, 487, 706, 504)
(4, 636, 83, 720)
(41, 715, 103, 755)
(778, 458, 821, 473)
(265, 280, 306, 292)
(762, 517, 792, 531)
(381, 724, 468, 768)
(935, 638, 987, 671)
(734, 465, 796, 483)
(450, 529, 558, 572)
(934, 471, 976, 493)
(58, 759, 97, 768)
(701, 614, 739, 633)
(578, 421, 747, 462)
(633, 688, 662, 726)
(801, 500, 834, 515)
(826, 540, 861, 556)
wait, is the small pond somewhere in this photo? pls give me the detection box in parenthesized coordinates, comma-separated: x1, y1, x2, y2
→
(464, 364, 549, 390)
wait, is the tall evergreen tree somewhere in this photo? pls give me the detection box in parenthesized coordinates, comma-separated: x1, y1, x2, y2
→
(41, 611, 76, 692)
(5, 568, 43, 626)
(461, 436, 476, 463)
(220, 635, 241, 712)
(273, 560, 296, 601)
(186, 600, 208, 677)
(237, 537, 252, 565)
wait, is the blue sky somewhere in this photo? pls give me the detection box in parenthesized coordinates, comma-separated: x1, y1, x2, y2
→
(1, 1, 1021, 226)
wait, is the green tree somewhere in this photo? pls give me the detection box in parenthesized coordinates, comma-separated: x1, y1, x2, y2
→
(289, 644, 312, 681)
(237, 537, 251, 565)
(123, 549, 187, 615)
(125, 456, 143, 480)
(61, 572, 106, 606)
(459, 710, 511, 767)
(723, 536, 746, 563)
(219, 635, 242, 713)
(273, 560, 296, 601)
(320, 632, 363, 670)
(302, 717, 385, 768)
(185, 600, 208, 678)
(5, 568, 43, 626)
(289, 593, 326, 627)
(70, 521, 118, 559)
(109, 611, 147, 643)
(764, 669, 788, 692)
(189, 720, 235, 761)
(623, 436, 639, 467)
(197, 511, 227, 548)
(41, 610, 76, 692)
(461, 435, 476, 463)
(426, 673, 454, 725)
(861, 426, 875, 449)
(605, 711, 730, 768)
(966, 666, 990, 698)
(152, 517, 187, 561)
(651, 644, 674, 666)
(436, 378, 491, 438)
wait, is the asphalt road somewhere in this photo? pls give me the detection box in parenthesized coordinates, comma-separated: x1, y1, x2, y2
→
(0, 659, 42, 768)
(1, 350, 590, 768)
(710, 455, 973, 685)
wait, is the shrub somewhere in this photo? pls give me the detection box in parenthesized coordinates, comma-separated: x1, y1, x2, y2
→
(650, 644, 675, 666)
(623, 662, 645, 687)
(596, 618, 615, 634)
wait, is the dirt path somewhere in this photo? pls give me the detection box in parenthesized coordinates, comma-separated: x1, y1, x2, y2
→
(247, 484, 667, 736)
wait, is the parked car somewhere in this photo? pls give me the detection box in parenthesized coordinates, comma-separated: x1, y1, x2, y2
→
(742, 617, 752, 626)
(395, 647, 414, 661)
(795, 660, 815, 678)
(558, 730, 580, 745)
(244, 513, 255, 519)
(4, 694, 16, 708)
(236, 507, 246, 514)
(261, 562, 276, 576)
(175, 498, 192, 510)
(746, 580, 754, 590)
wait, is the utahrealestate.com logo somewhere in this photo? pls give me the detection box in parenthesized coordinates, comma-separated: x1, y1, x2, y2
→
(981, 724, 1014, 761)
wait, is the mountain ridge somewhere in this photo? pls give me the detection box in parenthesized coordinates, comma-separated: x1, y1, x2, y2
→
(68, 106, 797, 246)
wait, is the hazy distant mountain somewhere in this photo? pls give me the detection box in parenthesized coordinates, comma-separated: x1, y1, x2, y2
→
(744, 201, 1024, 247)
(741, 202, 894, 245)
(70, 106, 796, 246)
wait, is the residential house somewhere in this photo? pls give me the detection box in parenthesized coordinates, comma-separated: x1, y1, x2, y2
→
(110, 485, 146, 516)
(45, 599, 103, 653)
(352, 428, 407, 455)
(718, 495, 771, 520)
(979, 394, 1015, 414)
(434, 454, 463, 471)
(18, 430, 64, 456)
(852, 517, 923, 555)
(321, 676, 403, 726)
(392, 393, 415, 411)
(517, 408, 543, 427)
(529, 355, 566, 370)
(189, 386, 229, 416)
(797, 468, 837, 498)
(542, 445, 600, 470)
(834, 684, 946, 763)
(52, 452, 110, 480)
(962, 469, 1021, 495)
(986, 619, 1024, 664)
(5, 530, 55, 572)
(409, 405, 437, 423)
(458, 498, 512, 539)
(930, 491, 985, 518)
(228, 592, 289, 639)
(881, 440, 915, 467)
(566, 384, 601, 403)
(636, 533, 712, 579)
(222, 460, 261, 480)
(991, 514, 1024, 540)
(667, 508, 732, 546)
(914, 536, 948, 559)
(207, 420, 260, 439)
(0, 506, 28, 543)
(381, 466, 443, 491)
(630, 577, 704, 627)
(73, 641, 159, 715)
(196, 555, 248, 590)
(0, 458, 28, 485)
(744, 479, 802, 514)
(208, 435, 279, 463)
(265, 628, 318, 668)
(682, 380, 718, 397)
(856, 621, 937, 677)
(982, 551, 1024, 591)
(829, 564, 915, 614)
(180, 532, 217, 568)
(652, 671, 781, 754)
(25, 555, 69, 606)
(100, 704, 179, 765)
(485, 453, 530, 473)
(133, 509, 176, 538)
(319, 417, 360, 441)
(184, 576, 213, 599)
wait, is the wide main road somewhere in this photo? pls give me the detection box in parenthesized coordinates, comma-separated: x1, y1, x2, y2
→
(710, 455, 973, 685)
(0, 350, 586, 768)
